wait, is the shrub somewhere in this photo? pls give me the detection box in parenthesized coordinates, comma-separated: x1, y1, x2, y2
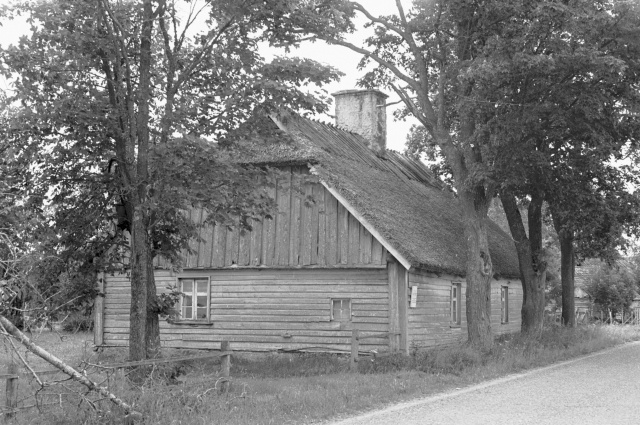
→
(62, 311, 93, 332)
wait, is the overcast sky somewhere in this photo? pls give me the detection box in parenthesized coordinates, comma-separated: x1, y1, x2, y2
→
(0, 0, 418, 151)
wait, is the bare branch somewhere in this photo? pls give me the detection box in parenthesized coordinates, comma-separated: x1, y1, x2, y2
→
(324, 37, 420, 93)
(343, 2, 438, 130)
(350, 2, 406, 39)
(1, 329, 44, 387)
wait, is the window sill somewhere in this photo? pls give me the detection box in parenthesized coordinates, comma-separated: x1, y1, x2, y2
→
(167, 319, 213, 326)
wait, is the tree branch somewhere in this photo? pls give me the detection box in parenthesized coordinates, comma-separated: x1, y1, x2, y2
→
(0, 315, 142, 420)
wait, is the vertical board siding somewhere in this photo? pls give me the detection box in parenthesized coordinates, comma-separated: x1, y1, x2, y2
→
(102, 268, 390, 352)
(156, 167, 387, 270)
(407, 270, 523, 349)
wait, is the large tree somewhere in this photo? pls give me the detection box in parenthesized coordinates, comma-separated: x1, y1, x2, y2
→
(288, 0, 640, 341)
(480, 0, 640, 330)
(0, 0, 340, 361)
(288, 0, 517, 349)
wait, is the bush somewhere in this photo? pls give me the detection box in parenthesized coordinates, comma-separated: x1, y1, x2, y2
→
(62, 312, 93, 333)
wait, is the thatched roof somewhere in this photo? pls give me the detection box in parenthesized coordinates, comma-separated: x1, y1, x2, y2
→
(261, 111, 520, 278)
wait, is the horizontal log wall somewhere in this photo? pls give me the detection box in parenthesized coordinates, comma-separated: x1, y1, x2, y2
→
(407, 270, 522, 349)
(155, 166, 387, 269)
(103, 268, 390, 352)
(491, 278, 522, 336)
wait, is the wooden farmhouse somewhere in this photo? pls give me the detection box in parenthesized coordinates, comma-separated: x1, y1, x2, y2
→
(95, 89, 523, 354)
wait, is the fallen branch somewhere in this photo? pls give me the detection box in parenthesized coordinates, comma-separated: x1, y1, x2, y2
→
(3, 330, 44, 387)
(0, 315, 142, 421)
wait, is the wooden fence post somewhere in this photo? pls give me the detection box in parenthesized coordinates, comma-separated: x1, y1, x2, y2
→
(350, 329, 359, 373)
(220, 340, 231, 393)
(5, 363, 18, 421)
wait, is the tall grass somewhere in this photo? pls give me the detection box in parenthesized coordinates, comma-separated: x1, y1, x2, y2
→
(10, 324, 640, 425)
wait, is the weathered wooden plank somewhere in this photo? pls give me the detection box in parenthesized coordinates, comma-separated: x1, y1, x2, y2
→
(212, 303, 330, 310)
(288, 169, 302, 265)
(212, 292, 389, 299)
(211, 284, 389, 293)
(249, 218, 263, 266)
(274, 168, 291, 265)
(199, 222, 214, 268)
(348, 213, 360, 265)
(398, 264, 409, 353)
(180, 334, 388, 345)
(310, 183, 321, 265)
(208, 315, 389, 323)
(104, 295, 135, 301)
(238, 227, 251, 266)
(104, 319, 131, 327)
(300, 182, 313, 265)
(371, 238, 383, 265)
(210, 298, 329, 305)
(213, 224, 225, 268)
(316, 185, 327, 266)
(337, 202, 349, 265)
(208, 315, 327, 322)
(208, 300, 388, 310)
(105, 304, 130, 310)
(361, 227, 372, 264)
(225, 227, 239, 266)
(210, 277, 387, 286)
(211, 309, 386, 318)
(165, 329, 368, 338)
(159, 340, 388, 352)
(104, 309, 130, 315)
(182, 209, 198, 267)
(210, 321, 387, 331)
(207, 269, 388, 281)
(212, 309, 331, 317)
(380, 247, 388, 265)
(325, 193, 338, 266)
(388, 262, 399, 352)
(262, 182, 276, 265)
(352, 302, 390, 310)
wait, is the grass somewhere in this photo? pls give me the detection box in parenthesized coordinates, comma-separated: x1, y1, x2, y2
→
(3, 324, 640, 424)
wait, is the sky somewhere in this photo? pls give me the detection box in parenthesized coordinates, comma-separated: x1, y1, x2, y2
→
(0, 0, 418, 151)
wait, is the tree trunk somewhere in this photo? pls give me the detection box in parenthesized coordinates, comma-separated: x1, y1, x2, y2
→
(145, 256, 161, 359)
(554, 218, 576, 327)
(127, 0, 160, 363)
(128, 211, 151, 362)
(500, 191, 546, 333)
(459, 189, 493, 350)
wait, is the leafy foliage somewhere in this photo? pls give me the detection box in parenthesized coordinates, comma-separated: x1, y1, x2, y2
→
(0, 0, 342, 358)
(584, 261, 639, 317)
(334, 0, 640, 333)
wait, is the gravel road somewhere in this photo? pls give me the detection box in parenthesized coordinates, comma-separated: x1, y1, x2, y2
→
(329, 341, 640, 425)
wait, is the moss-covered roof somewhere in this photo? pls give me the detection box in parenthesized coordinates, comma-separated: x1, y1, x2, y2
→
(263, 111, 520, 278)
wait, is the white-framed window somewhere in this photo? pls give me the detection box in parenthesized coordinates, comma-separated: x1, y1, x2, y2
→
(451, 282, 462, 326)
(331, 299, 351, 322)
(179, 277, 210, 321)
(501, 286, 509, 324)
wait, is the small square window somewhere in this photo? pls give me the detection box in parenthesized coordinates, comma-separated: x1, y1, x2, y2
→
(501, 286, 509, 324)
(331, 299, 351, 322)
(451, 283, 461, 326)
(179, 278, 210, 321)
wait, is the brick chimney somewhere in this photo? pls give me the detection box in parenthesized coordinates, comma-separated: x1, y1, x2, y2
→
(333, 89, 388, 152)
